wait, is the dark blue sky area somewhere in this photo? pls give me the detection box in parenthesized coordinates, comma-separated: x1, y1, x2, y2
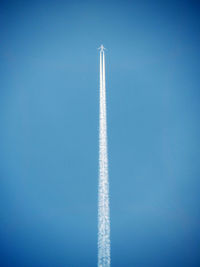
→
(0, 0, 200, 266)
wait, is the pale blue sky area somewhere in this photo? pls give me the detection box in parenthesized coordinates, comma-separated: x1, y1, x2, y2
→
(0, 0, 200, 266)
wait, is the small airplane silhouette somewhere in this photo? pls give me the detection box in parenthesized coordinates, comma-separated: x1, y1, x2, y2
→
(98, 44, 106, 52)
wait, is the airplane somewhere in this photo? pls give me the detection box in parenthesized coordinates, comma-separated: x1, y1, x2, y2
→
(98, 44, 106, 52)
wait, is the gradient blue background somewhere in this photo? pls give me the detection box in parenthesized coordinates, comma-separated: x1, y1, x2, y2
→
(1, 0, 200, 266)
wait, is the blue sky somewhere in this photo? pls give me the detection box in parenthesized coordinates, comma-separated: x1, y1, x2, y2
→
(0, 0, 200, 266)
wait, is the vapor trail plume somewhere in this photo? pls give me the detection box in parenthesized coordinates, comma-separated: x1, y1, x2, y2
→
(98, 48, 110, 267)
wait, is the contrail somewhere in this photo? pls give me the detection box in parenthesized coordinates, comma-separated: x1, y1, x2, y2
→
(98, 45, 110, 267)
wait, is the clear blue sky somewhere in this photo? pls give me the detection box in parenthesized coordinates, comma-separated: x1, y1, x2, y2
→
(0, 0, 200, 266)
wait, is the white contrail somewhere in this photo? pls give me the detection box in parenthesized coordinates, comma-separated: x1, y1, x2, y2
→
(98, 47, 110, 267)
